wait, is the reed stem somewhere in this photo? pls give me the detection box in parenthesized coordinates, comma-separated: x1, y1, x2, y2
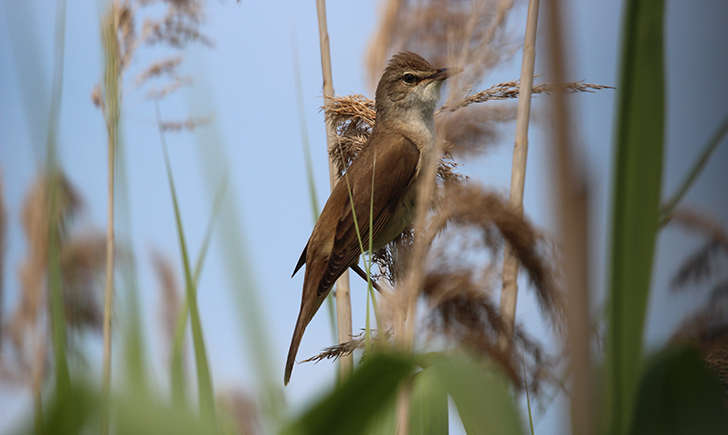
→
(499, 0, 540, 348)
(545, 1, 592, 434)
(315, 0, 353, 380)
(101, 4, 120, 433)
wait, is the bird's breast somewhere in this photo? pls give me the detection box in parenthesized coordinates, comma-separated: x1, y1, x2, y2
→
(372, 182, 418, 251)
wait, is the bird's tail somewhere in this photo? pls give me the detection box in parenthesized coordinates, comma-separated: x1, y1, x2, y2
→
(286, 265, 331, 385)
(284, 303, 312, 385)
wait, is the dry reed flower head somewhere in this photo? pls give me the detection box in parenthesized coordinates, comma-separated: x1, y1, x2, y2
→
(323, 80, 611, 181)
(362, 0, 524, 182)
(60, 233, 108, 331)
(421, 269, 557, 393)
(666, 208, 728, 395)
(93, 0, 211, 107)
(438, 80, 615, 113)
(670, 286, 728, 396)
(364, 183, 563, 394)
(428, 183, 563, 321)
(373, 183, 563, 324)
(136, 56, 183, 85)
(366, 0, 520, 97)
(2, 173, 110, 386)
(217, 389, 260, 435)
(21, 172, 81, 251)
(669, 208, 728, 291)
(301, 330, 392, 364)
(158, 116, 210, 132)
(435, 103, 517, 156)
(146, 76, 194, 100)
(414, 185, 565, 393)
(14, 172, 82, 336)
(323, 95, 466, 184)
(141, 0, 211, 48)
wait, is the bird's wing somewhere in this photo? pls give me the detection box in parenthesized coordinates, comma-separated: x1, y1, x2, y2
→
(285, 132, 420, 385)
(313, 131, 420, 295)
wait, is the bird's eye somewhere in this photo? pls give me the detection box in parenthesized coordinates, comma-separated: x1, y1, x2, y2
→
(402, 73, 417, 84)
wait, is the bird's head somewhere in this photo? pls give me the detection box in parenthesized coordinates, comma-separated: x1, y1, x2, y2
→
(374, 52, 459, 124)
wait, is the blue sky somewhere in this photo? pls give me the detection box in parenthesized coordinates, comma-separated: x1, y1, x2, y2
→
(1, 1, 727, 433)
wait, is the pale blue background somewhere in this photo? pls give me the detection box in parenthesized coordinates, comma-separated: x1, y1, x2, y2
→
(1, 1, 727, 433)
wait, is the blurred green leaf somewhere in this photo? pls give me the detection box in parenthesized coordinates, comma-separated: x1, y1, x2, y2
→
(284, 352, 415, 435)
(364, 393, 397, 435)
(170, 180, 225, 406)
(409, 367, 449, 435)
(428, 354, 524, 435)
(35, 381, 97, 435)
(158, 103, 216, 423)
(628, 346, 728, 435)
(46, 0, 70, 399)
(365, 366, 449, 435)
(114, 390, 215, 435)
(189, 88, 284, 421)
(606, 1, 665, 433)
(117, 141, 149, 390)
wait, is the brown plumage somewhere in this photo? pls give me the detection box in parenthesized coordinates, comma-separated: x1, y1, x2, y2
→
(285, 52, 457, 384)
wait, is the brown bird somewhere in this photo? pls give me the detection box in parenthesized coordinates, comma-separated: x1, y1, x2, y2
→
(285, 52, 457, 385)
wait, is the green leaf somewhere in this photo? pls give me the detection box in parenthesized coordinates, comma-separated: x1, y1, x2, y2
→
(46, 0, 71, 400)
(428, 354, 524, 435)
(170, 180, 225, 406)
(628, 346, 728, 435)
(659, 115, 728, 226)
(36, 381, 97, 435)
(409, 367, 449, 435)
(364, 395, 397, 435)
(114, 390, 215, 435)
(190, 91, 284, 421)
(117, 143, 148, 391)
(157, 103, 216, 423)
(606, 1, 665, 433)
(284, 352, 415, 435)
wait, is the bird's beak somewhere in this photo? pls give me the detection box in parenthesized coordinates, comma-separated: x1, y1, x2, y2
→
(427, 66, 463, 81)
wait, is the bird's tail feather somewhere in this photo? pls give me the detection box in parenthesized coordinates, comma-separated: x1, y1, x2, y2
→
(284, 305, 310, 385)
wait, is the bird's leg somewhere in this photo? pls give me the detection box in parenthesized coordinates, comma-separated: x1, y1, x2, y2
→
(350, 264, 383, 293)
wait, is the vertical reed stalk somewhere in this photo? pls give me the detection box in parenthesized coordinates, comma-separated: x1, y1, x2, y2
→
(292, 37, 338, 343)
(394, 117, 440, 435)
(499, 0, 540, 348)
(544, 1, 592, 434)
(315, 0, 353, 380)
(101, 5, 120, 433)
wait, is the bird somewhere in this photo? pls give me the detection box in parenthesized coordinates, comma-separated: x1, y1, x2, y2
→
(285, 52, 457, 385)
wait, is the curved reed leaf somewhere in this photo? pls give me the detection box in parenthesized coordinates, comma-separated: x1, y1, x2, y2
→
(659, 115, 728, 226)
(606, 1, 665, 433)
(283, 352, 414, 435)
(628, 346, 728, 435)
(428, 354, 524, 435)
(408, 367, 449, 435)
(170, 180, 225, 405)
(157, 103, 216, 423)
